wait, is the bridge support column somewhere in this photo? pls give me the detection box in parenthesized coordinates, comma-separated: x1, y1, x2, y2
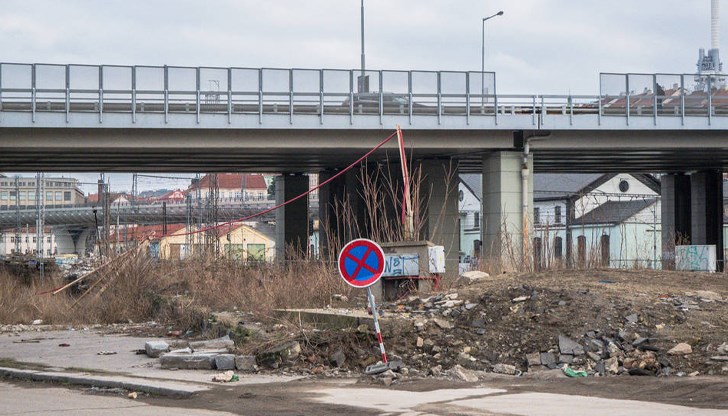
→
(420, 160, 461, 278)
(318, 170, 368, 258)
(691, 170, 724, 271)
(275, 174, 309, 261)
(482, 151, 533, 271)
(661, 174, 691, 269)
(53, 227, 94, 256)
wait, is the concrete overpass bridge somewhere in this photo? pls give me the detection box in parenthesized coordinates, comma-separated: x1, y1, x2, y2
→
(0, 63, 725, 271)
(0, 202, 277, 228)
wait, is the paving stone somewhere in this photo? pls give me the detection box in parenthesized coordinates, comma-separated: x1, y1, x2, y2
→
(144, 340, 169, 358)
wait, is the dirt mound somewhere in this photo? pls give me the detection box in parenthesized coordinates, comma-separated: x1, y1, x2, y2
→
(237, 270, 728, 380)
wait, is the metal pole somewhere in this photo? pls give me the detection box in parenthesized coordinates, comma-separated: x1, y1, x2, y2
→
(481, 19, 485, 107)
(367, 287, 387, 364)
(360, 0, 365, 80)
(481, 12, 503, 107)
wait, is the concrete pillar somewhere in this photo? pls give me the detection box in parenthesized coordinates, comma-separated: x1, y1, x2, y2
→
(420, 160, 460, 278)
(53, 227, 93, 256)
(482, 151, 533, 270)
(275, 174, 309, 260)
(661, 174, 691, 269)
(690, 170, 724, 271)
(318, 169, 369, 257)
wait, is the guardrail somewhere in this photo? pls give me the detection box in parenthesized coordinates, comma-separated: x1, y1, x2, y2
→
(1, 64, 726, 127)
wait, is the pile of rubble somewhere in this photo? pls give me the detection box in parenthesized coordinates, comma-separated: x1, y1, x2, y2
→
(144, 335, 309, 376)
(138, 270, 728, 383)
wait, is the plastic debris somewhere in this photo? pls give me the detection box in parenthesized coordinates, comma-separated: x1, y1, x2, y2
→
(563, 366, 588, 378)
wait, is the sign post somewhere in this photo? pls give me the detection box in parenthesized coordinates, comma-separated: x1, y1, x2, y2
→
(338, 238, 390, 371)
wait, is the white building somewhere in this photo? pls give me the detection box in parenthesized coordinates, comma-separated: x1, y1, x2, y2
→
(0, 227, 57, 256)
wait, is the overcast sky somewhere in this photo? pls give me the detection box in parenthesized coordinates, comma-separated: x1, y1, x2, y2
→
(1, 0, 722, 191)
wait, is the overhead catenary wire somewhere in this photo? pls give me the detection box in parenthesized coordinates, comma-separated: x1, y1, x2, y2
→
(155, 130, 399, 240)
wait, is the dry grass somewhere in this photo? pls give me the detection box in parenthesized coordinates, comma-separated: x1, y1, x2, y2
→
(0, 250, 351, 328)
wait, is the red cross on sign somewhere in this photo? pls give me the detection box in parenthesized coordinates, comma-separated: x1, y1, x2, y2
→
(338, 239, 385, 288)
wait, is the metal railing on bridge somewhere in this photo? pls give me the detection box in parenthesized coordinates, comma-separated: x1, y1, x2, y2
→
(0, 63, 726, 127)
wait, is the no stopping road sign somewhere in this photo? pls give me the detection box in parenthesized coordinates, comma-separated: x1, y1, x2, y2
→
(338, 239, 385, 288)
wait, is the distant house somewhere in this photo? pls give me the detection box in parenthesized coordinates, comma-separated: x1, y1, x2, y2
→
(156, 189, 187, 204)
(112, 222, 275, 262)
(459, 173, 662, 269)
(188, 173, 268, 202)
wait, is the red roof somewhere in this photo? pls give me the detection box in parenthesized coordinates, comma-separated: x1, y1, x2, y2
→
(110, 223, 187, 242)
(190, 174, 267, 191)
(158, 189, 187, 201)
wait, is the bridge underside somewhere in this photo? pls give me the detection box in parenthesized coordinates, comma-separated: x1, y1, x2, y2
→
(0, 128, 726, 173)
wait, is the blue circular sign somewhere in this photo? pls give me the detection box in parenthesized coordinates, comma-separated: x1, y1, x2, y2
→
(338, 239, 385, 288)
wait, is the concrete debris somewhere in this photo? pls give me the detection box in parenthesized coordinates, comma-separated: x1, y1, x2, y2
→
(667, 343, 693, 356)
(235, 355, 258, 372)
(211, 370, 238, 383)
(256, 341, 301, 369)
(160, 352, 217, 370)
(512, 296, 529, 303)
(492, 363, 519, 376)
(31, 319, 43, 326)
(189, 335, 235, 351)
(128, 392, 138, 400)
(432, 318, 453, 330)
(457, 271, 489, 285)
(558, 335, 584, 356)
(144, 340, 170, 358)
(448, 364, 479, 382)
(330, 349, 346, 368)
(215, 354, 236, 371)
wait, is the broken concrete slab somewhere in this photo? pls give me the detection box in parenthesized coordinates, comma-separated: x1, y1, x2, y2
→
(558, 335, 584, 355)
(189, 335, 234, 351)
(160, 353, 217, 370)
(214, 354, 236, 371)
(144, 340, 169, 358)
(235, 355, 257, 372)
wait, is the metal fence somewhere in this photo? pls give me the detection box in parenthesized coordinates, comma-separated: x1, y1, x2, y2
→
(2, 63, 728, 127)
(0, 63, 497, 124)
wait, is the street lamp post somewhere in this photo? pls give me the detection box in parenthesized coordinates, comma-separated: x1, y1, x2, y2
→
(481, 11, 504, 105)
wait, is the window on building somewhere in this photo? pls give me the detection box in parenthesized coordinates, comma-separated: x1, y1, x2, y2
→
(64, 191, 71, 202)
(473, 212, 480, 229)
(25, 237, 29, 243)
(28, 191, 36, 202)
(534, 207, 541, 224)
(554, 206, 562, 224)
(46, 191, 53, 202)
(19, 191, 26, 201)
(55, 191, 62, 201)
(47, 249, 52, 256)
(47, 236, 51, 243)
(9, 191, 16, 202)
(554, 236, 563, 259)
(10, 237, 14, 243)
(247, 244, 266, 263)
(32, 237, 36, 243)
(0, 191, 7, 200)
